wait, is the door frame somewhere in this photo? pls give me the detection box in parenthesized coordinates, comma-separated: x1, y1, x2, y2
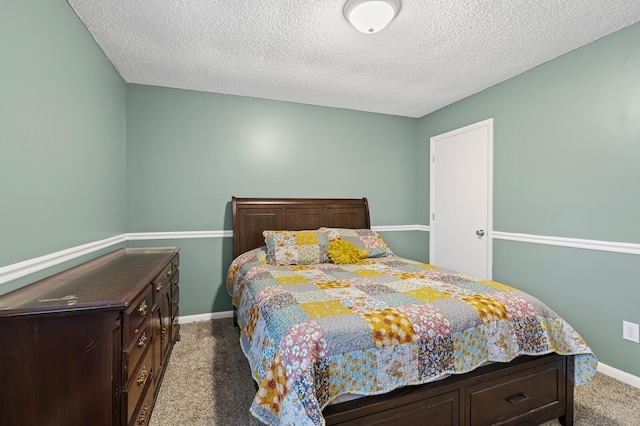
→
(429, 118, 494, 279)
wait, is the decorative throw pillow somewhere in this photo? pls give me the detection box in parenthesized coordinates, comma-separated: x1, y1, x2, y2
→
(263, 230, 330, 265)
(328, 239, 368, 264)
(319, 227, 394, 258)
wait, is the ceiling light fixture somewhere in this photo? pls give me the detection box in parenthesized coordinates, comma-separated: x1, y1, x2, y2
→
(344, 0, 400, 34)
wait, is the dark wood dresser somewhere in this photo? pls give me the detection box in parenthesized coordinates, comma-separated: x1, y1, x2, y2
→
(0, 247, 180, 426)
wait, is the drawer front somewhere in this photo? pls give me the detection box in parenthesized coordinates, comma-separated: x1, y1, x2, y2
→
(347, 390, 459, 426)
(467, 360, 562, 425)
(172, 253, 180, 271)
(124, 286, 152, 343)
(170, 269, 179, 291)
(129, 377, 155, 426)
(124, 346, 153, 425)
(152, 263, 174, 297)
(171, 285, 180, 317)
(123, 320, 152, 382)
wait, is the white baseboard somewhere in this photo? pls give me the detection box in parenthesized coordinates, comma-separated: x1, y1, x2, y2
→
(179, 310, 234, 324)
(597, 362, 640, 389)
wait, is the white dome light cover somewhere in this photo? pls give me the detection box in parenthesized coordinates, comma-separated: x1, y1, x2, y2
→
(344, 0, 401, 34)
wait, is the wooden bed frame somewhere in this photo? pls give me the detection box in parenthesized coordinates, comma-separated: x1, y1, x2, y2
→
(231, 197, 575, 426)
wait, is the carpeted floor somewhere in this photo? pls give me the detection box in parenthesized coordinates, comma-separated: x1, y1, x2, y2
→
(149, 319, 640, 426)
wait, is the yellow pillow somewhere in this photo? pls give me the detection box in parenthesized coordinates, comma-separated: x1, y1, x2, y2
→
(328, 239, 368, 264)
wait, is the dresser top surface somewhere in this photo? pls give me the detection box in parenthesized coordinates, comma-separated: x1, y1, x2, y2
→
(0, 247, 179, 317)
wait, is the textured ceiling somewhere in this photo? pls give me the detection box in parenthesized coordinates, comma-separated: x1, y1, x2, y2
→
(67, 0, 640, 118)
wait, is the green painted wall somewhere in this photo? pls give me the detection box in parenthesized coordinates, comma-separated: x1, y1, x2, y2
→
(126, 85, 420, 314)
(127, 238, 232, 315)
(0, 1, 126, 280)
(419, 23, 640, 376)
(3, 0, 639, 379)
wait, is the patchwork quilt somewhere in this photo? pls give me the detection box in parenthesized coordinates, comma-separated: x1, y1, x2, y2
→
(227, 247, 597, 426)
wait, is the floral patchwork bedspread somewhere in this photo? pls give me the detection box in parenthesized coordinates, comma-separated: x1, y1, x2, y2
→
(227, 247, 597, 426)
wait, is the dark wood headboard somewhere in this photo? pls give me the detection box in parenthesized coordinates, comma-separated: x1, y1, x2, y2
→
(232, 197, 371, 258)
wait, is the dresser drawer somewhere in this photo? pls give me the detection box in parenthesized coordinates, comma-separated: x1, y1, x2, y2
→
(123, 286, 152, 343)
(152, 263, 173, 296)
(124, 346, 153, 425)
(467, 360, 563, 425)
(123, 320, 152, 382)
(170, 269, 179, 291)
(129, 379, 155, 426)
(172, 285, 180, 316)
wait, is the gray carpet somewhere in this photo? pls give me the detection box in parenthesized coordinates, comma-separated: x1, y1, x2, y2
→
(150, 319, 640, 426)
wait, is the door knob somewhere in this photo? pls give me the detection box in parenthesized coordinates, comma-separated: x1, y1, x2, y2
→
(476, 230, 485, 238)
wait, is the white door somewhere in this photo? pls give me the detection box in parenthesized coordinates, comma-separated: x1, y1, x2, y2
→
(429, 119, 493, 279)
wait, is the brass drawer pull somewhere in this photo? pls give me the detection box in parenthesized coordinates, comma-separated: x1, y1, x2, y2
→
(138, 405, 148, 425)
(161, 327, 167, 343)
(136, 366, 148, 387)
(138, 300, 148, 316)
(137, 332, 147, 349)
(156, 283, 162, 292)
(507, 392, 530, 405)
(167, 268, 173, 277)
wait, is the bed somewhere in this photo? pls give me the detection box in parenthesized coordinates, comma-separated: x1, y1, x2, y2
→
(227, 197, 596, 426)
